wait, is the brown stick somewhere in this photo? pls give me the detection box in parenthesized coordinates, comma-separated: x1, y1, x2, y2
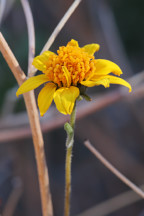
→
(20, 0, 35, 77)
(3, 178, 23, 216)
(31, 0, 82, 75)
(1, 82, 142, 142)
(0, 90, 121, 142)
(0, 32, 53, 216)
(77, 184, 144, 216)
(84, 140, 144, 199)
(40, 0, 82, 53)
(0, 0, 6, 25)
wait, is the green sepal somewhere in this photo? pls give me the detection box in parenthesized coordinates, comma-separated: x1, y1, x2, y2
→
(77, 95, 83, 101)
(82, 94, 92, 101)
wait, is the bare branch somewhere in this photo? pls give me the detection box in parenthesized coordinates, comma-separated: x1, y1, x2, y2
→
(31, 0, 82, 76)
(0, 90, 122, 142)
(1, 80, 144, 142)
(21, 0, 35, 77)
(84, 140, 144, 199)
(0, 33, 26, 85)
(77, 184, 144, 216)
(0, 0, 6, 25)
(0, 32, 53, 216)
(3, 177, 23, 216)
(41, 0, 82, 52)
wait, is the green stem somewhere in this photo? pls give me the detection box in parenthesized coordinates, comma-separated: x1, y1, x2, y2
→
(64, 104, 76, 216)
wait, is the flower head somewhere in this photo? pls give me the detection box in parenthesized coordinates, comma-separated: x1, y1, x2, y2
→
(16, 39, 132, 116)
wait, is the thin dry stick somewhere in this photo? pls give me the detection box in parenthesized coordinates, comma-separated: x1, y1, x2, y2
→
(31, 0, 82, 75)
(84, 140, 144, 199)
(78, 184, 144, 216)
(3, 178, 23, 216)
(0, 90, 121, 142)
(1, 83, 144, 142)
(0, 0, 6, 25)
(0, 32, 53, 216)
(21, 0, 35, 77)
(41, 0, 82, 52)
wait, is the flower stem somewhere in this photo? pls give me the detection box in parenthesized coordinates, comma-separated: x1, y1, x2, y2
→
(64, 105, 76, 216)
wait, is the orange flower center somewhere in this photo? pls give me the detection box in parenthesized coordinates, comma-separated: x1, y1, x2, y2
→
(43, 41, 96, 87)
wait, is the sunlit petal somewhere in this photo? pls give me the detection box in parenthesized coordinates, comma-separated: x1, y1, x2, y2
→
(82, 44, 100, 55)
(16, 74, 49, 97)
(91, 59, 123, 79)
(32, 51, 55, 71)
(106, 75, 132, 92)
(54, 86, 79, 115)
(38, 83, 57, 116)
(81, 78, 110, 88)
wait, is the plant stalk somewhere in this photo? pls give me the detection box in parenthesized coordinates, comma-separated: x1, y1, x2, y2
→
(64, 105, 76, 216)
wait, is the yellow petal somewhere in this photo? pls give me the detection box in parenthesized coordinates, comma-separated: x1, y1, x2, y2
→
(16, 74, 49, 97)
(54, 86, 79, 115)
(82, 43, 100, 55)
(32, 51, 55, 71)
(91, 59, 123, 79)
(106, 75, 132, 92)
(67, 39, 79, 47)
(38, 83, 57, 116)
(81, 78, 110, 88)
(62, 66, 71, 87)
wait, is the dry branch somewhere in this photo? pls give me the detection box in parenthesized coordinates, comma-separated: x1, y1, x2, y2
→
(84, 140, 144, 198)
(0, 90, 122, 142)
(0, 32, 53, 216)
(1, 82, 144, 142)
(77, 184, 144, 216)
(21, 0, 35, 77)
(0, 0, 6, 25)
(3, 178, 23, 216)
(31, 0, 82, 75)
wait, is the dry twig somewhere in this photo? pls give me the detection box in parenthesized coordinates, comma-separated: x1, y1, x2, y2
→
(31, 0, 82, 75)
(1, 82, 144, 142)
(0, 0, 6, 25)
(84, 140, 144, 199)
(78, 184, 144, 216)
(3, 178, 23, 216)
(21, 0, 35, 77)
(0, 32, 53, 216)
(0, 90, 122, 142)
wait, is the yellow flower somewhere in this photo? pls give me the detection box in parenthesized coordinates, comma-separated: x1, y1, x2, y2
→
(16, 39, 132, 116)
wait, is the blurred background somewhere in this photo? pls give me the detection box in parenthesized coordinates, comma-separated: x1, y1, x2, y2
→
(1, 0, 144, 215)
